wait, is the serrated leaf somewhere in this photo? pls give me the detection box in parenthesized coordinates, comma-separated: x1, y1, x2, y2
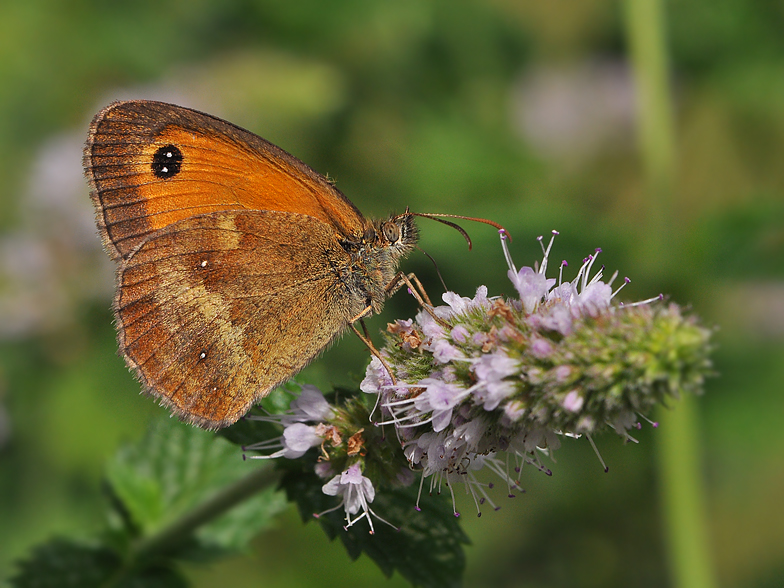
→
(106, 417, 286, 553)
(9, 538, 187, 588)
(280, 465, 469, 588)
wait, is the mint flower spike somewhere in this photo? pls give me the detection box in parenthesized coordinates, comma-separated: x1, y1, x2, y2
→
(360, 229, 713, 515)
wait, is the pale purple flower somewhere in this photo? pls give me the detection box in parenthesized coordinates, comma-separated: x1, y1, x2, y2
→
(576, 281, 612, 316)
(470, 285, 491, 309)
(244, 384, 335, 460)
(554, 365, 573, 382)
(470, 353, 520, 410)
(417, 307, 447, 340)
(403, 436, 426, 466)
(359, 229, 691, 515)
(480, 379, 518, 411)
(413, 379, 464, 432)
(509, 266, 556, 313)
(432, 338, 465, 363)
(360, 356, 392, 394)
(322, 463, 375, 507)
(393, 318, 415, 332)
(547, 281, 577, 305)
(530, 337, 554, 358)
(318, 463, 394, 533)
(281, 423, 322, 458)
(425, 380, 464, 411)
(473, 353, 520, 382)
(451, 324, 470, 343)
(290, 384, 336, 421)
(534, 303, 574, 336)
(258, 229, 712, 523)
(451, 417, 487, 448)
(501, 400, 526, 426)
(443, 286, 490, 315)
(562, 390, 584, 413)
(442, 291, 473, 315)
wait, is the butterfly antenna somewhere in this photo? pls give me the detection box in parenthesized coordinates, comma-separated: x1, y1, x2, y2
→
(410, 212, 510, 250)
(416, 246, 448, 292)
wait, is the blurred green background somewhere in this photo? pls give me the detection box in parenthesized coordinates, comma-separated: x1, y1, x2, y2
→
(1, 1, 783, 586)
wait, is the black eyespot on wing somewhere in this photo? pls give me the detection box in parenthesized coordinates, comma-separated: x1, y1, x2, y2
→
(151, 144, 183, 179)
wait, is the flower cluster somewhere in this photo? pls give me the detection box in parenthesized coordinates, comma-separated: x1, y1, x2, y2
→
(244, 384, 409, 533)
(245, 231, 713, 530)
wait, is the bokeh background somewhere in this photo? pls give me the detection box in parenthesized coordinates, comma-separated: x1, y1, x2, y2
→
(1, 1, 783, 587)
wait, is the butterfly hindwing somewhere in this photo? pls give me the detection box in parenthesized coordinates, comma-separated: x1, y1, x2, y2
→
(115, 210, 365, 428)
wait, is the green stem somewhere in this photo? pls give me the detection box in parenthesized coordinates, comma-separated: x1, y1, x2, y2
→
(623, 0, 675, 243)
(130, 463, 280, 562)
(622, 1, 717, 587)
(656, 397, 717, 588)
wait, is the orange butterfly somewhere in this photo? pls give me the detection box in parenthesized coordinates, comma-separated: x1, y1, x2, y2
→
(85, 101, 501, 429)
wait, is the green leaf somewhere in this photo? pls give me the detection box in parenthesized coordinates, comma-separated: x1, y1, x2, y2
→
(280, 464, 469, 588)
(10, 420, 287, 588)
(9, 538, 187, 588)
(106, 417, 286, 553)
(196, 481, 286, 553)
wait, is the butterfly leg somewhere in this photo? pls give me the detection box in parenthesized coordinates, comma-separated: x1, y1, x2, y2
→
(347, 272, 448, 385)
(359, 316, 372, 341)
(385, 272, 451, 328)
(385, 272, 434, 305)
(349, 319, 398, 385)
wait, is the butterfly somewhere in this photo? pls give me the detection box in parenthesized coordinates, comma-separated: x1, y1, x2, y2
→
(85, 100, 502, 429)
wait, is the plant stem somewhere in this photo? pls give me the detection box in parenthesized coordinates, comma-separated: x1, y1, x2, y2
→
(130, 463, 280, 562)
(624, 0, 675, 247)
(657, 396, 717, 588)
(622, 1, 717, 587)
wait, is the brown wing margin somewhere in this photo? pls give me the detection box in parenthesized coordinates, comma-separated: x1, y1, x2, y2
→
(84, 100, 369, 260)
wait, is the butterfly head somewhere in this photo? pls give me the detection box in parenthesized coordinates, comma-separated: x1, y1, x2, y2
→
(374, 211, 419, 260)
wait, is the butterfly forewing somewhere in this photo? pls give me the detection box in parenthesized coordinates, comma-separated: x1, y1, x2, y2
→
(85, 100, 369, 260)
